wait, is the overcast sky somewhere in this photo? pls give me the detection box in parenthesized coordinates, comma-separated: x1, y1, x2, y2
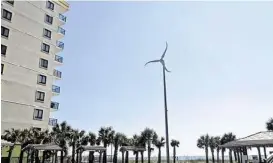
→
(53, 1, 273, 156)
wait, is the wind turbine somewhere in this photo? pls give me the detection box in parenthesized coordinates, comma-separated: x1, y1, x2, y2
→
(145, 42, 171, 163)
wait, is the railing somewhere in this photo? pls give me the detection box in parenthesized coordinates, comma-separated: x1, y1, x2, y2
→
(56, 41, 64, 49)
(49, 118, 57, 126)
(58, 27, 66, 35)
(53, 69, 62, 78)
(59, 13, 67, 22)
(52, 85, 60, 93)
(50, 101, 59, 110)
(55, 55, 63, 63)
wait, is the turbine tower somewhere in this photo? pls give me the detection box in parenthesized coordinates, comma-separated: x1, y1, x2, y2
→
(145, 42, 170, 163)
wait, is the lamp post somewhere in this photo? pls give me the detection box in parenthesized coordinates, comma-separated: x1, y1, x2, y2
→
(145, 42, 170, 163)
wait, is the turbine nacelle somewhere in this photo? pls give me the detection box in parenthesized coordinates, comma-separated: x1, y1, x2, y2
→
(145, 42, 171, 72)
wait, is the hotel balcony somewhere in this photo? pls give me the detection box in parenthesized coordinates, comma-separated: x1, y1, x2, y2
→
(54, 55, 63, 64)
(49, 118, 57, 127)
(56, 27, 65, 39)
(56, 41, 64, 52)
(52, 85, 60, 95)
(53, 69, 62, 79)
(50, 101, 59, 111)
(58, 13, 67, 25)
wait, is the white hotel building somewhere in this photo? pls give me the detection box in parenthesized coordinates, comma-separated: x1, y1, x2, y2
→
(1, 0, 69, 132)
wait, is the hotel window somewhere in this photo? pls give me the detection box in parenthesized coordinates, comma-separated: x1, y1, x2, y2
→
(45, 14, 53, 24)
(46, 1, 54, 10)
(35, 91, 45, 102)
(43, 28, 51, 39)
(1, 45, 7, 56)
(2, 9, 12, 21)
(37, 74, 47, 85)
(1, 64, 4, 74)
(1, 26, 9, 38)
(33, 109, 43, 120)
(40, 58, 48, 69)
(41, 43, 50, 53)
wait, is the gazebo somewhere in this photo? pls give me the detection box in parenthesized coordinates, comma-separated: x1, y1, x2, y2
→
(220, 131, 273, 163)
(76, 146, 106, 163)
(120, 146, 146, 163)
(22, 143, 63, 163)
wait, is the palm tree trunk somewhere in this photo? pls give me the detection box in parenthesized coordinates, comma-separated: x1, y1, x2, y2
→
(125, 151, 129, 163)
(205, 147, 209, 163)
(103, 147, 107, 163)
(217, 149, 220, 163)
(158, 148, 161, 163)
(135, 152, 139, 163)
(113, 144, 118, 163)
(141, 151, 144, 163)
(234, 151, 237, 162)
(222, 149, 225, 163)
(72, 144, 75, 163)
(7, 145, 14, 163)
(76, 150, 79, 163)
(173, 147, 176, 163)
(148, 145, 151, 163)
(229, 149, 233, 163)
(18, 147, 24, 163)
(211, 150, 215, 163)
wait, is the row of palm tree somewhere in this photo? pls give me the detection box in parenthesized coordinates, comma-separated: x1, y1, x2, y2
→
(197, 117, 273, 163)
(197, 133, 236, 163)
(2, 121, 180, 163)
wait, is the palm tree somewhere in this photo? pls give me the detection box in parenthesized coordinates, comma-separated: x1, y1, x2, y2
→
(154, 137, 165, 163)
(221, 133, 236, 163)
(88, 132, 97, 163)
(197, 134, 210, 163)
(113, 133, 127, 163)
(17, 128, 35, 163)
(209, 136, 217, 163)
(214, 136, 221, 163)
(66, 129, 85, 163)
(266, 118, 273, 131)
(51, 121, 72, 163)
(140, 128, 158, 163)
(1, 128, 21, 163)
(98, 126, 115, 163)
(170, 139, 180, 163)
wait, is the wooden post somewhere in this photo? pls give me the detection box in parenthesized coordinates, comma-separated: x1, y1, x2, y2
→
(61, 150, 64, 163)
(42, 151, 46, 163)
(257, 147, 262, 163)
(264, 147, 267, 159)
(125, 151, 129, 163)
(121, 151, 125, 163)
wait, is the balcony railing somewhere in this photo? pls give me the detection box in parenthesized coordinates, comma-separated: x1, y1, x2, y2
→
(55, 55, 63, 63)
(53, 69, 62, 78)
(49, 118, 57, 126)
(52, 85, 60, 94)
(59, 14, 67, 22)
(50, 101, 59, 110)
(56, 41, 64, 49)
(58, 27, 66, 35)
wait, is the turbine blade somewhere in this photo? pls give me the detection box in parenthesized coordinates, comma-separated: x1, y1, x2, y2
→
(164, 66, 171, 72)
(145, 60, 160, 66)
(161, 60, 171, 72)
(160, 42, 168, 59)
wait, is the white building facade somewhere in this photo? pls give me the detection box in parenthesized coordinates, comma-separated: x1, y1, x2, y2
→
(1, 0, 69, 132)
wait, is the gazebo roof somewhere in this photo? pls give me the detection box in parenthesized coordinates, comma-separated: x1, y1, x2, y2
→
(120, 146, 146, 152)
(22, 143, 62, 151)
(77, 146, 106, 152)
(220, 131, 273, 148)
